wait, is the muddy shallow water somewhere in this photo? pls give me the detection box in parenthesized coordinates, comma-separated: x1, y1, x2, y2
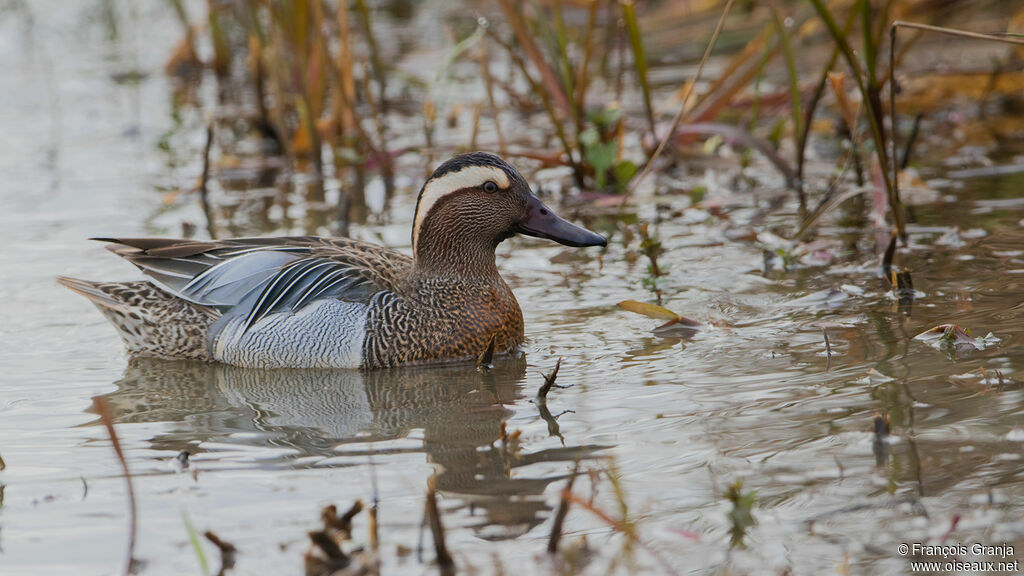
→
(2, 1, 1024, 575)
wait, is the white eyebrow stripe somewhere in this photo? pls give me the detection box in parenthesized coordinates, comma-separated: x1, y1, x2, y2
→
(412, 165, 511, 252)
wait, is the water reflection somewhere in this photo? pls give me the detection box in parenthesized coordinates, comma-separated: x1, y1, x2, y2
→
(97, 355, 599, 537)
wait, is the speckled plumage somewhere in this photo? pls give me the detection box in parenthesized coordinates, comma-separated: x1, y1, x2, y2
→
(60, 152, 605, 369)
(57, 278, 219, 360)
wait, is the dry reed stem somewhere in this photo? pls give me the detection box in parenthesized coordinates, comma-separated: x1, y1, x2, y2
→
(495, 0, 571, 117)
(537, 357, 564, 400)
(197, 119, 216, 239)
(565, 491, 678, 575)
(547, 464, 579, 553)
(489, 31, 584, 186)
(204, 531, 237, 576)
(887, 20, 1024, 242)
(628, 0, 736, 196)
(93, 397, 137, 576)
(892, 21, 1024, 46)
(810, 0, 903, 239)
(425, 476, 454, 574)
(798, 5, 858, 193)
(477, 41, 507, 155)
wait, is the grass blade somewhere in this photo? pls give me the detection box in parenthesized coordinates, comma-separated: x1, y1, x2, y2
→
(771, 5, 802, 208)
(621, 0, 656, 141)
(182, 509, 211, 576)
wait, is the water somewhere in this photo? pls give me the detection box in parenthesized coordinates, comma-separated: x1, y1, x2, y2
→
(1, 1, 1023, 575)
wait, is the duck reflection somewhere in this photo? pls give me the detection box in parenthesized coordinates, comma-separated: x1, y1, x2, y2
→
(97, 355, 598, 538)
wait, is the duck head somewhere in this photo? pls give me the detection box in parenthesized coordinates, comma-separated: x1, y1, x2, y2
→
(412, 152, 606, 274)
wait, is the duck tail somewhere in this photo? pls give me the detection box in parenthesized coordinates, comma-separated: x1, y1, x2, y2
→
(57, 277, 218, 361)
(57, 276, 127, 309)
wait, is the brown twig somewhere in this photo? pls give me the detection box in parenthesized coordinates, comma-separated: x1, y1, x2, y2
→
(93, 397, 137, 576)
(307, 530, 349, 567)
(204, 531, 237, 576)
(495, 0, 571, 117)
(565, 491, 679, 575)
(425, 476, 454, 575)
(537, 357, 564, 400)
(889, 23, 900, 241)
(322, 500, 363, 539)
(892, 21, 1024, 46)
(196, 119, 216, 239)
(369, 502, 379, 552)
(547, 464, 579, 553)
(488, 31, 585, 187)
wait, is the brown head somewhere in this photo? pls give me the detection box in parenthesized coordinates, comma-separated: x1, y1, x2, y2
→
(412, 152, 606, 277)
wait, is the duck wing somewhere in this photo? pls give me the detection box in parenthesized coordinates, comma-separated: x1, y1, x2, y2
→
(97, 236, 411, 331)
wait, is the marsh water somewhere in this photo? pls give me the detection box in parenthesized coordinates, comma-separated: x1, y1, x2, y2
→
(2, 1, 1024, 575)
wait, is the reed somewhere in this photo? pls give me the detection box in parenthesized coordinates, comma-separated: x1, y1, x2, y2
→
(171, 0, 403, 235)
(808, 0, 905, 239)
(621, 0, 655, 142)
(93, 397, 138, 576)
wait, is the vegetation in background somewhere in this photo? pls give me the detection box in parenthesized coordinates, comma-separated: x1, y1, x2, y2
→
(143, 1, 1024, 572)
(165, 0, 1024, 252)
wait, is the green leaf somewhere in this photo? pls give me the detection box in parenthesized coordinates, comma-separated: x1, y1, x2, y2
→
(613, 160, 638, 192)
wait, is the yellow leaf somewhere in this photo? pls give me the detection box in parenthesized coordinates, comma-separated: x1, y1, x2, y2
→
(616, 300, 679, 320)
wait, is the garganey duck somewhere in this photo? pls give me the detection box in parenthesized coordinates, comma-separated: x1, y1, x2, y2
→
(59, 152, 606, 368)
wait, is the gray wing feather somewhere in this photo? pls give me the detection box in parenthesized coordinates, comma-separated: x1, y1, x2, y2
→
(180, 251, 301, 307)
(240, 257, 373, 332)
(98, 236, 407, 334)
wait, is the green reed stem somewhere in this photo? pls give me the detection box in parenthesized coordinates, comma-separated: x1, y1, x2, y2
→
(621, 0, 656, 142)
(808, 0, 904, 240)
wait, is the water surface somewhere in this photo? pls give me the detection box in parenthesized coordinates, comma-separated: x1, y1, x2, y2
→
(1, 2, 1023, 575)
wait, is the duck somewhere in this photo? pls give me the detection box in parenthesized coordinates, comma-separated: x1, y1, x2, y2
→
(59, 152, 606, 369)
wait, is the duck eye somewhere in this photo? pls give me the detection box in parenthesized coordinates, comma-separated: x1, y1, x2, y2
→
(482, 181, 499, 193)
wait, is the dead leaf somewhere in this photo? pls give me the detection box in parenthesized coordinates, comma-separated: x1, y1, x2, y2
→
(617, 300, 680, 320)
(653, 316, 704, 338)
(914, 324, 1000, 356)
(617, 300, 705, 338)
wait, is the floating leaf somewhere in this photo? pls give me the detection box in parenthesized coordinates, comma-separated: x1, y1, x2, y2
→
(617, 301, 704, 338)
(914, 324, 1000, 357)
(617, 300, 679, 321)
(652, 315, 704, 339)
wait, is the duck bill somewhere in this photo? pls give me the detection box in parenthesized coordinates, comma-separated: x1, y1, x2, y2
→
(513, 194, 607, 247)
